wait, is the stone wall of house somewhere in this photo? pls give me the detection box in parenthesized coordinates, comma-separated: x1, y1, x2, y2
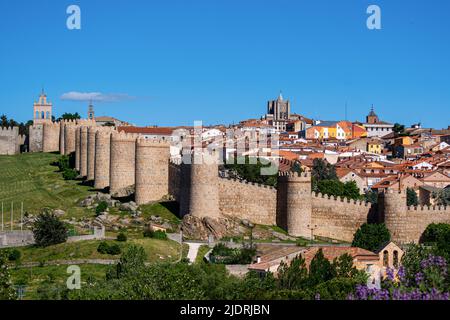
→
(135, 137, 171, 205)
(109, 132, 138, 196)
(218, 177, 277, 225)
(42, 122, 60, 153)
(0, 127, 20, 155)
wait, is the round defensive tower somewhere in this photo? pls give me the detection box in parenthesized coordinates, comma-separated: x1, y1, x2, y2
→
(42, 122, 60, 153)
(75, 127, 81, 171)
(63, 121, 77, 155)
(278, 171, 312, 239)
(135, 137, 171, 205)
(94, 128, 114, 190)
(182, 150, 220, 218)
(109, 132, 138, 197)
(79, 126, 89, 177)
(379, 188, 407, 243)
(87, 126, 100, 181)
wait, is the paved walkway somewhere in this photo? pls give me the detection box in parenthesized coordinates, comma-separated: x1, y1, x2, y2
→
(185, 242, 203, 264)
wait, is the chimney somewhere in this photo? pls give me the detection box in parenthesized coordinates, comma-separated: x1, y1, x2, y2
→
(256, 256, 261, 263)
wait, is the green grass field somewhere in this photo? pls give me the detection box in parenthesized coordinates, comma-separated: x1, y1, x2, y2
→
(0, 152, 93, 222)
(10, 264, 109, 300)
(10, 237, 181, 264)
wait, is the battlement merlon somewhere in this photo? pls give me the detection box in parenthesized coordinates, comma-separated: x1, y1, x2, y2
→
(136, 136, 171, 148)
(278, 170, 311, 182)
(0, 126, 19, 134)
(111, 131, 139, 142)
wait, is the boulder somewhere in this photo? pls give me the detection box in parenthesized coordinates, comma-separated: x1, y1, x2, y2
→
(119, 202, 138, 212)
(79, 197, 95, 207)
(53, 209, 65, 217)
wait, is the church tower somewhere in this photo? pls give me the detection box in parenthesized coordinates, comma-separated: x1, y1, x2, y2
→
(366, 105, 379, 124)
(33, 89, 53, 125)
(88, 101, 95, 120)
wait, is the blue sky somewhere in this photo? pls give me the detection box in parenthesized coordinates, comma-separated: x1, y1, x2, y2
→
(0, 0, 449, 128)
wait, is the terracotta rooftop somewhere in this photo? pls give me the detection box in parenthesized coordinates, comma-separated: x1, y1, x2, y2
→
(118, 126, 175, 135)
(303, 246, 379, 267)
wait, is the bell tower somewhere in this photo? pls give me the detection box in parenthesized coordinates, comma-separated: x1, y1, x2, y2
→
(33, 89, 53, 125)
(88, 101, 95, 120)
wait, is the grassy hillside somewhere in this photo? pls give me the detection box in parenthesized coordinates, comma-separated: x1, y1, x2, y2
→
(0, 153, 93, 221)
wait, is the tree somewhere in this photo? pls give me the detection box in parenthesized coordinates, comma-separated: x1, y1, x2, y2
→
(312, 159, 337, 181)
(0, 251, 16, 300)
(32, 211, 68, 247)
(332, 253, 360, 279)
(393, 123, 405, 134)
(290, 161, 303, 174)
(107, 244, 147, 280)
(308, 249, 335, 286)
(434, 189, 450, 206)
(316, 180, 361, 200)
(407, 188, 419, 206)
(421, 223, 450, 260)
(57, 112, 81, 121)
(351, 223, 391, 252)
(277, 255, 308, 290)
(223, 156, 278, 187)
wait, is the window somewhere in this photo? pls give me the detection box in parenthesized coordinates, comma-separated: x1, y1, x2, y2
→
(383, 250, 389, 267)
(41, 111, 45, 119)
(35, 111, 39, 119)
(393, 251, 399, 268)
(46, 111, 50, 119)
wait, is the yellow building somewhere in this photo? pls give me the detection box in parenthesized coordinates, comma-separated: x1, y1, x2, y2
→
(368, 139, 383, 154)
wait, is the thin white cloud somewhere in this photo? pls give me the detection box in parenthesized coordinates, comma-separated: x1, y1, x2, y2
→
(60, 92, 135, 103)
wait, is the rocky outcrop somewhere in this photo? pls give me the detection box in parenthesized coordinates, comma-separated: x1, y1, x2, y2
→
(181, 214, 241, 241)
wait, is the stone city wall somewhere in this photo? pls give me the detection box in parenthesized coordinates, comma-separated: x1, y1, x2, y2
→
(311, 193, 372, 243)
(0, 127, 20, 155)
(29, 124, 43, 153)
(218, 177, 277, 225)
(380, 189, 450, 244)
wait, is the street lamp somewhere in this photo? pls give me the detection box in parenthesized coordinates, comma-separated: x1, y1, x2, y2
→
(307, 224, 318, 245)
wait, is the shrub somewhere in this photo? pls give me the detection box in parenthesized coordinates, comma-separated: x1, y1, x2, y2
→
(56, 155, 70, 171)
(210, 243, 256, 264)
(97, 242, 122, 255)
(96, 201, 108, 215)
(107, 244, 122, 255)
(97, 242, 110, 254)
(143, 229, 167, 240)
(32, 211, 68, 247)
(62, 168, 78, 180)
(8, 249, 21, 262)
(351, 223, 391, 252)
(117, 233, 127, 242)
